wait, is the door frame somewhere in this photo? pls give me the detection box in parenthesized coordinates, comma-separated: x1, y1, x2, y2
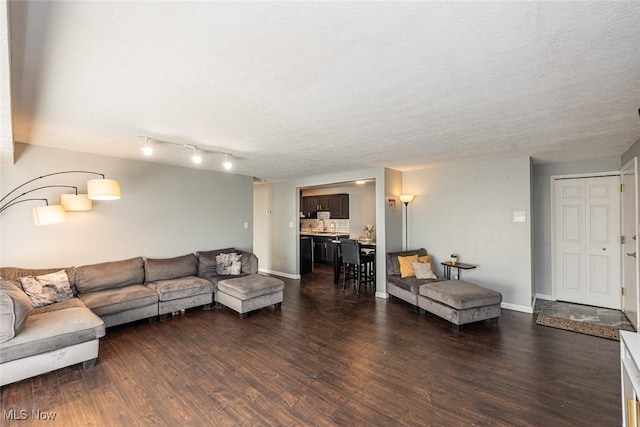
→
(621, 158, 639, 328)
(550, 171, 621, 303)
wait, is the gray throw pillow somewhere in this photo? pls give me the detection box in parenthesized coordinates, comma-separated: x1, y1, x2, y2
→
(216, 253, 242, 275)
(0, 280, 32, 343)
(18, 269, 74, 308)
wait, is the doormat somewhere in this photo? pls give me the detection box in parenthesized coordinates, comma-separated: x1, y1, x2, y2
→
(536, 314, 620, 341)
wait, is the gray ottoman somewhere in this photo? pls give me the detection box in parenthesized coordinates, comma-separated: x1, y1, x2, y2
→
(216, 275, 284, 319)
(417, 280, 502, 331)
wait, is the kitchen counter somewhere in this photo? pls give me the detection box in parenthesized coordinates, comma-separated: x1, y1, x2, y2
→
(300, 232, 350, 267)
(300, 232, 350, 238)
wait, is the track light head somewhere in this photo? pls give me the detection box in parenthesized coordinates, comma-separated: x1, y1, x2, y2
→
(141, 138, 153, 156)
(191, 148, 202, 164)
(223, 154, 232, 170)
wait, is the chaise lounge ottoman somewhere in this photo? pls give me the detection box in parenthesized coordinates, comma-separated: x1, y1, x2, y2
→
(417, 280, 502, 331)
(216, 275, 284, 319)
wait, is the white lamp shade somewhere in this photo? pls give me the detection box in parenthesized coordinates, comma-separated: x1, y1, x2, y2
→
(87, 179, 121, 200)
(32, 205, 67, 225)
(61, 194, 93, 211)
(399, 194, 415, 204)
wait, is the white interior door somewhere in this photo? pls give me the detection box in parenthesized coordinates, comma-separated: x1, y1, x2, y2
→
(554, 175, 621, 309)
(622, 158, 639, 329)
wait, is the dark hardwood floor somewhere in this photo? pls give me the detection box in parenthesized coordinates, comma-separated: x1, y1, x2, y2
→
(1, 264, 621, 426)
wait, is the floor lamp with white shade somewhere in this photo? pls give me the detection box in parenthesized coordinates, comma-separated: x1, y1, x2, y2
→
(399, 194, 414, 250)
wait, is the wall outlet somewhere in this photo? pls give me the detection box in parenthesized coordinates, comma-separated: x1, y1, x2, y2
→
(288, 222, 294, 228)
(513, 211, 526, 223)
(453, 274, 459, 280)
(243, 222, 249, 229)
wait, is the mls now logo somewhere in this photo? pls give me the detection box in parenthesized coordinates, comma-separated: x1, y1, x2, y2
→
(4, 409, 57, 420)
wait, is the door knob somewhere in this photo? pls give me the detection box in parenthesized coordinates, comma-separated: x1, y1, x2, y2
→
(627, 252, 637, 258)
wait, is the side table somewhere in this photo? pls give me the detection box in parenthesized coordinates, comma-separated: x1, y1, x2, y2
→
(441, 261, 476, 280)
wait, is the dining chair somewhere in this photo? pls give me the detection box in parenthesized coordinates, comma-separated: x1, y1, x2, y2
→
(340, 239, 374, 294)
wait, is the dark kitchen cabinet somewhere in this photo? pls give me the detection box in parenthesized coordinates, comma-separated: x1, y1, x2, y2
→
(328, 194, 349, 219)
(301, 197, 315, 218)
(312, 236, 326, 263)
(300, 237, 313, 274)
(301, 194, 349, 219)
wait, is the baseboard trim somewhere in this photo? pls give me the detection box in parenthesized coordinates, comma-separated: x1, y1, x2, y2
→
(501, 302, 533, 314)
(375, 292, 389, 299)
(258, 269, 300, 280)
(535, 293, 553, 301)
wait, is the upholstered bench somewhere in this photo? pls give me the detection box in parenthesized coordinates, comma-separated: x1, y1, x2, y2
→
(417, 280, 502, 331)
(216, 275, 284, 319)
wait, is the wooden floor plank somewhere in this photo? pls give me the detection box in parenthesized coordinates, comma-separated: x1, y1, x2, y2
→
(0, 264, 621, 426)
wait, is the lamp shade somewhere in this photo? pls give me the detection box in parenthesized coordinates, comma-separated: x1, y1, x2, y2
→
(32, 205, 66, 225)
(87, 179, 121, 200)
(399, 194, 414, 204)
(61, 194, 92, 211)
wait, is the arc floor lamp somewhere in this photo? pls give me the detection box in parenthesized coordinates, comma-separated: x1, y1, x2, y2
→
(399, 194, 414, 250)
(0, 171, 121, 225)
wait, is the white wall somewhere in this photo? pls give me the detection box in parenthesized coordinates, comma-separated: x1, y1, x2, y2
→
(0, 143, 254, 268)
(385, 168, 403, 253)
(403, 157, 533, 310)
(532, 157, 621, 298)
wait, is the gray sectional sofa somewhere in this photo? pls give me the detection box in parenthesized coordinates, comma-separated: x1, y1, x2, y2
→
(0, 248, 270, 386)
(386, 249, 502, 330)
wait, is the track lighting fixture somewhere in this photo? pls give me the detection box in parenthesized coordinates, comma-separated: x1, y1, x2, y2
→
(137, 136, 233, 171)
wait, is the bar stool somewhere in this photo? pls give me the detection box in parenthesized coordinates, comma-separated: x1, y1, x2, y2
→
(340, 239, 374, 294)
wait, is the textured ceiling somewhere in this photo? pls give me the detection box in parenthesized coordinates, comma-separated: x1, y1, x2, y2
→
(7, 1, 640, 181)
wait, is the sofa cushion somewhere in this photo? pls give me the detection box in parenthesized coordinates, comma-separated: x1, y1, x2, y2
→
(146, 276, 214, 302)
(77, 284, 158, 316)
(196, 248, 236, 277)
(207, 274, 247, 287)
(18, 270, 74, 308)
(218, 275, 285, 300)
(0, 306, 105, 364)
(387, 275, 441, 294)
(76, 257, 145, 293)
(419, 280, 503, 310)
(239, 252, 259, 275)
(0, 280, 32, 344)
(145, 253, 197, 282)
(386, 249, 428, 277)
(31, 297, 87, 315)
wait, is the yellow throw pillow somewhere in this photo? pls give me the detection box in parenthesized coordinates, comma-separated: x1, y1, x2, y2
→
(398, 255, 419, 278)
(418, 255, 436, 275)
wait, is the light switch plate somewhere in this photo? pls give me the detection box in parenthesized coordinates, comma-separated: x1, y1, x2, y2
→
(243, 222, 249, 229)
